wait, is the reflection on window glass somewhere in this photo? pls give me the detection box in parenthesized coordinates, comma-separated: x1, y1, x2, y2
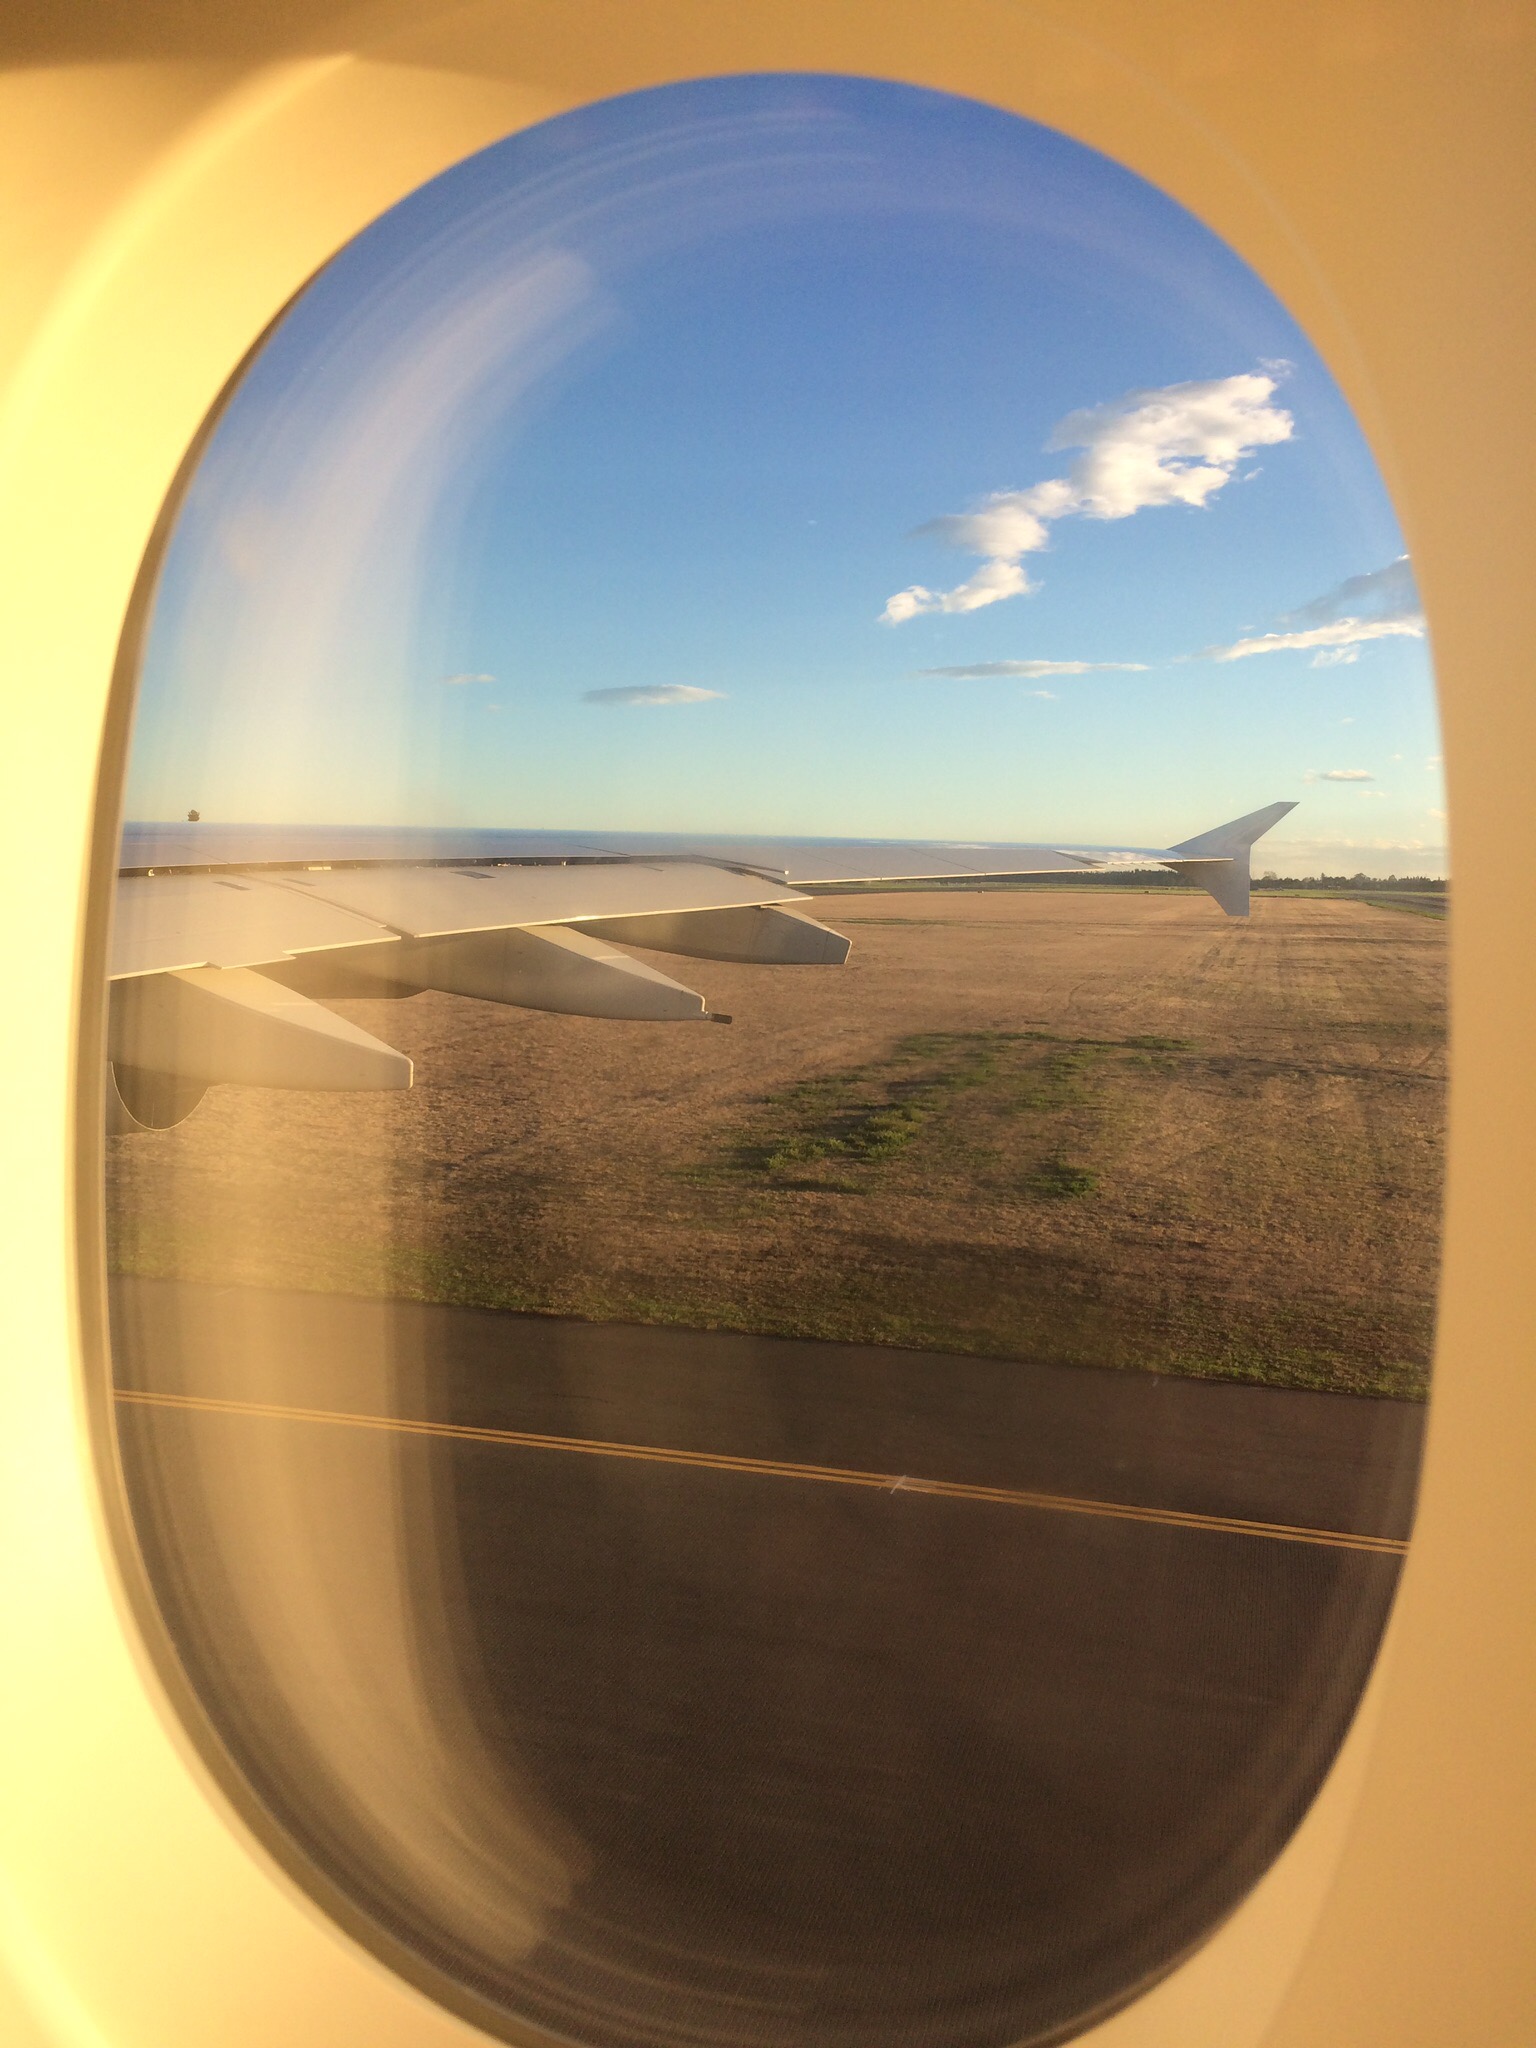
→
(103, 74, 1443, 2048)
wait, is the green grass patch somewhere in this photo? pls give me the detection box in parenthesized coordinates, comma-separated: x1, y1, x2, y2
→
(107, 1231, 1429, 1403)
(106, 1015, 1437, 1403)
(1356, 896, 1448, 920)
(702, 1029, 1190, 1197)
(1024, 1158, 1099, 1199)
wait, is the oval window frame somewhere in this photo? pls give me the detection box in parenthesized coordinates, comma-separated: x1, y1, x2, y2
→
(0, 16, 1515, 2048)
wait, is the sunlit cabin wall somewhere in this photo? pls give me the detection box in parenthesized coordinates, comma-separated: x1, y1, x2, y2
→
(0, 6, 1530, 2048)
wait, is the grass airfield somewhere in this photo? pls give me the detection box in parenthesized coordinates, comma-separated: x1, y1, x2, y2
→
(108, 889, 1445, 1399)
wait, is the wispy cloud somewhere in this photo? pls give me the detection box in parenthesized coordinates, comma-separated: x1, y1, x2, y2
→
(1204, 556, 1424, 666)
(917, 658, 1149, 679)
(1270, 837, 1439, 854)
(1280, 556, 1420, 628)
(1207, 616, 1423, 664)
(443, 671, 496, 685)
(882, 369, 1293, 623)
(1304, 768, 1376, 782)
(583, 684, 724, 707)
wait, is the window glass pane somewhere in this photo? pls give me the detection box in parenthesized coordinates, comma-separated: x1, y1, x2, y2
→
(103, 73, 1442, 2047)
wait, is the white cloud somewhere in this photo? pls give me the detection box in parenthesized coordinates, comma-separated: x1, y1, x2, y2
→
(443, 671, 496, 685)
(881, 585, 934, 625)
(918, 658, 1150, 679)
(1208, 616, 1424, 663)
(1203, 555, 1425, 666)
(884, 558, 1034, 621)
(1429, 807, 1448, 821)
(1426, 754, 1443, 768)
(882, 369, 1292, 622)
(1026, 689, 1058, 700)
(583, 684, 724, 707)
(1304, 768, 1375, 782)
(917, 479, 1074, 558)
(1046, 371, 1294, 518)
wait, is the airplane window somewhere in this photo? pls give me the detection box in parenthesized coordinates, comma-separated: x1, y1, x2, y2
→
(100, 74, 1442, 2047)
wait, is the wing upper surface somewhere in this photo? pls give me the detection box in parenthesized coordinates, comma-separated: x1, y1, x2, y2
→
(114, 806, 1295, 979)
(278, 860, 803, 938)
(111, 860, 806, 978)
(110, 873, 400, 978)
(121, 822, 1119, 884)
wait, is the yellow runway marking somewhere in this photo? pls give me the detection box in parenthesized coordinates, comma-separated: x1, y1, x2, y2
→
(113, 1387, 1409, 1556)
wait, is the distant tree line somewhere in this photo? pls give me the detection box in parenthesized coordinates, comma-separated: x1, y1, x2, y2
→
(818, 870, 1448, 898)
(979, 870, 1448, 893)
(1254, 873, 1447, 892)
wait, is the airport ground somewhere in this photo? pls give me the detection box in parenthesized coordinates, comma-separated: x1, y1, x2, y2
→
(104, 892, 1438, 2038)
(108, 890, 1446, 1398)
(110, 1275, 1419, 2048)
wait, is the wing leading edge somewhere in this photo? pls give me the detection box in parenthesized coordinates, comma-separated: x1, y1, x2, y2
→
(107, 802, 1294, 1128)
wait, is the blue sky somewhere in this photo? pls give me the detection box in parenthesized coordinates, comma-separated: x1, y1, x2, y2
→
(128, 73, 1445, 876)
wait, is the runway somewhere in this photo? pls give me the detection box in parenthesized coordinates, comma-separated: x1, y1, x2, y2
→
(109, 1278, 1423, 2048)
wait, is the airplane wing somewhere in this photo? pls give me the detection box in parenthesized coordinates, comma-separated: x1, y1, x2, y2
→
(107, 801, 1294, 1129)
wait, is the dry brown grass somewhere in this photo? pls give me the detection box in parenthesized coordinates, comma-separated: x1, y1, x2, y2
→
(106, 891, 1445, 1397)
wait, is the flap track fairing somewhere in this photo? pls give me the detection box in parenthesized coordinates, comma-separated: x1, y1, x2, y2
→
(293, 923, 714, 1023)
(578, 904, 851, 966)
(109, 966, 413, 1103)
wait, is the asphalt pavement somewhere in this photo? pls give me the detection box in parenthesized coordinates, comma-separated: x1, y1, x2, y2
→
(110, 1277, 1423, 2048)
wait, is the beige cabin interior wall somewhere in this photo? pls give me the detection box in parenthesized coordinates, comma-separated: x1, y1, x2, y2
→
(0, 4, 1528, 2044)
